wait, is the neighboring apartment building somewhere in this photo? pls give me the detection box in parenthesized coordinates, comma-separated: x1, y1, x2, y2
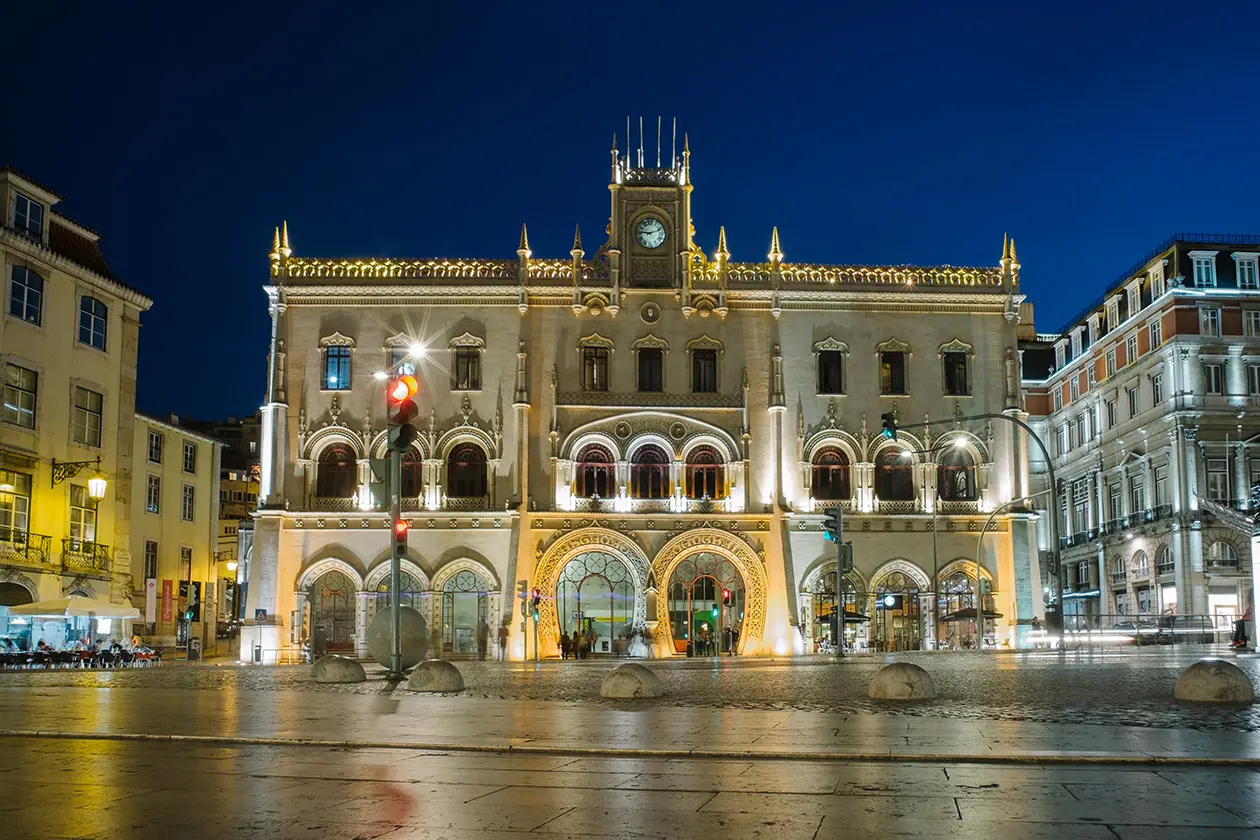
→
(129, 414, 222, 651)
(241, 129, 1039, 662)
(183, 412, 260, 625)
(0, 167, 153, 645)
(1023, 235, 1260, 632)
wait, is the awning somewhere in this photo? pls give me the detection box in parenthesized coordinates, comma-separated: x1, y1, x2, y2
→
(940, 607, 1003, 622)
(9, 595, 140, 619)
(818, 611, 871, 624)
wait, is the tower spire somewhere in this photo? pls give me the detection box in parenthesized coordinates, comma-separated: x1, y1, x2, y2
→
(518, 223, 531, 257)
(571, 224, 583, 252)
(280, 220, 292, 257)
(1002, 232, 1010, 262)
(1009, 237, 1018, 265)
(269, 226, 281, 261)
(715, 225, 729, 260)
(768, 226, 783, 263)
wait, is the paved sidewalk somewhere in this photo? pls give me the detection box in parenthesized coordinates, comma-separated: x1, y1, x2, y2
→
(3, 683, 1259, 764)
(5, 737, 1260, 839)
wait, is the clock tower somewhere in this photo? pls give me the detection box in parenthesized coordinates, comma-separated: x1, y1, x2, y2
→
(606, 120, 694, 292)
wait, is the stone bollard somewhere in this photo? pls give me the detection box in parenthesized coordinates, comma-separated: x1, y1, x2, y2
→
(407, 659, 465, 693)
(366, 606, 429, 670)
(1175, 659, 1255, 703)
(312, 654, 366, 684)
(868, 662, 936, 700)
(600, 662, 664, 699)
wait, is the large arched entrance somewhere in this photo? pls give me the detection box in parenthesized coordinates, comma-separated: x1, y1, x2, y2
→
(651, 529, 768, 656)
(533, 529, 650, 659)
(556, 551, 636, 655)
(666, 552, 744, 655)
(869, 562, 929, 652)
(307, 569, 356, 651)
(801, 568, 867, 654)
(439, 569, 490, 656)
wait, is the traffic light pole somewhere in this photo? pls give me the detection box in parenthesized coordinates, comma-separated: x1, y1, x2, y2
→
(835, 508, 844, 658)
(388, 447, 404, 680)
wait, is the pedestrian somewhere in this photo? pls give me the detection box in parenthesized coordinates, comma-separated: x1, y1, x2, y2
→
(497, 623, 509, 660)
(1232, 602, 1253, 648)
(576, 630, 587, 660)
(722, 626, 733, 656)
(587, 628, 598, 657)
(731, 626, 739, 655)
(560, 632, 571, 660)
(476, 619, 490, 661)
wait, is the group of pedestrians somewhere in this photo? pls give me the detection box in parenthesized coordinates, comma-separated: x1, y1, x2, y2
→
(558, 627, 599, 659)
(691, 625, 739, 656)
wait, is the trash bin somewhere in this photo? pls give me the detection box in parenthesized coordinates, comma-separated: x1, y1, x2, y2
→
(187, 638, 202, 661)
(253, 644, 262, 664)
(685, 641, 693, 657)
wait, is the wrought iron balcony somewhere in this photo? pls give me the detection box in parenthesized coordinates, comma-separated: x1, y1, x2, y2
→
(937, 500, 980, 515)
(443, 496, 491, 512)
(629, 499, 670, 513)
(310, 496, 358, 512)
(0, 528, 54, 570)
(1207, 556, 1240, 571)
(1157, 557, 1176, 575)
(61, 538, 112, 575)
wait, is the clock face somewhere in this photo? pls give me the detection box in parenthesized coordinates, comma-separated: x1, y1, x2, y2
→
(635, 217, 666, 249)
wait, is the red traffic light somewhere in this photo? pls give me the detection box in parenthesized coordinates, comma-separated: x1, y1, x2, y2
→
(394, 520, 408, 536)
(388, 375, 418, 403)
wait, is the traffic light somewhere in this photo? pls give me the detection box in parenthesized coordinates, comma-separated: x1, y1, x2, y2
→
(840, 542, 854, 573)
(822, 507, 843, 542)
(392, 518, 408, 559)
(722, 588, 732, 606)
(711, 605, 719, 617)
(530, 587, 541, 622)
(517, 579, 529, 600)
(880, 412, 898, 441)
(387, 375, 420, 452)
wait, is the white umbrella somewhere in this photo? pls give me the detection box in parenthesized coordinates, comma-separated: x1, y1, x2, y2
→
(9, 595, 140, 619)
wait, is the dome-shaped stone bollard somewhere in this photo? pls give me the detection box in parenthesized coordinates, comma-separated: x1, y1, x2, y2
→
(407, 659, 465, 693)
(868, 662, 936, 700)
(312, 654, 366, 684)
(600, 662, 664, 699)
(366, 606, 429, 670)
(1175, 659, 1255, 703)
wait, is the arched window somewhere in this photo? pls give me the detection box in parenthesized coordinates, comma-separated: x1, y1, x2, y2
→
(1109, 556, 1127, 584)
(1207, 541, 1238, 570)
(630, 445, 670, 499)
(446, 444, 487, 499)
(400, 449, 423, 499)
(874, 449, 913, 501)
(1156, 544, 1174, 575)
(937, 448, 977, 501)
(685, 446, 725, 500)
(575, 444, 613, 499)
(316, 444, 356, 498)
(1131, 550, 1150, 578)
(811, 447, 851, 500)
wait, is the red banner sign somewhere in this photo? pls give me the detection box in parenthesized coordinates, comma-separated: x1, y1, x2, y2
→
(161, 579, 173, 622)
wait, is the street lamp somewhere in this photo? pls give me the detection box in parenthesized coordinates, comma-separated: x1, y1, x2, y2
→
(87, 470, 108, 503)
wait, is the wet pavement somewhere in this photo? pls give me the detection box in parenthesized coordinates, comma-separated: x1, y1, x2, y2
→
(4, 737, 1260, 839)
(3, 648, 1259, 731)
(5, 651, 1260, 838)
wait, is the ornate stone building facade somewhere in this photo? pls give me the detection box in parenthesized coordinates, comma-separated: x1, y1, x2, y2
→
(1023, 235, 1260, 634)
(241, 133, 1039, 661)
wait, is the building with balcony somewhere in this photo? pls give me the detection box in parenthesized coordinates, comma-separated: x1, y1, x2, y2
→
(1023, 235, 1260, 631)
(0, 167, 153, 647)
(128, 414, 222, 651)
(240, 129, 1040, 662)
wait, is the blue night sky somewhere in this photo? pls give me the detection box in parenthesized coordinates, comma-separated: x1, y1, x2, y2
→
(7, 2, 1260, 420)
